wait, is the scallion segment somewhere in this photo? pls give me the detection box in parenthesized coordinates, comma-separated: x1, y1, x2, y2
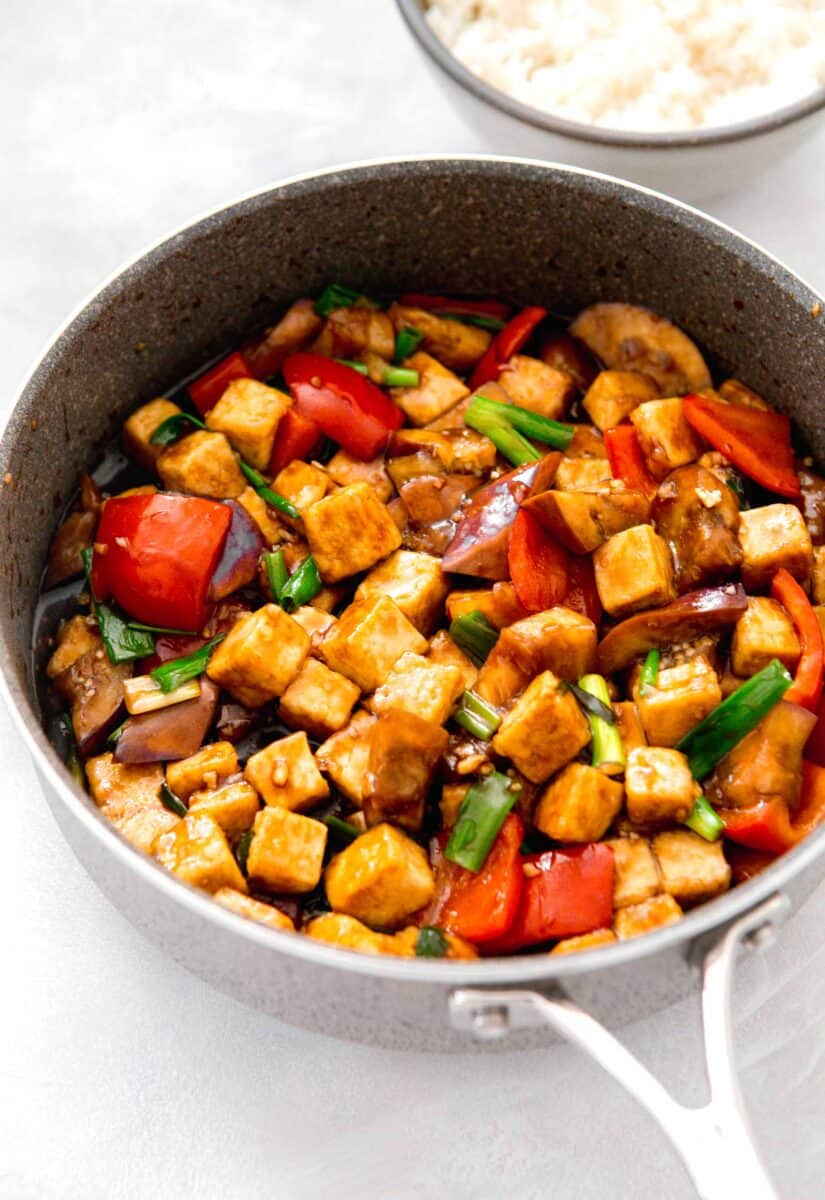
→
(639, 648, 660, 696)
(464, 406, 541, 467)
(235, 828, 253, 875)
(684, 795, 724, 842)
(454, 690, 501, 741)
(81, 547, 155, 664)
(445, 771, 517, 873)
(264, 549, 289, 602)
(675, 658, 793, 780)
(577, 674, 625, 774)
(149, 411, 206, 446)
(415, 927, 449, 957)
(394, 325, 423, 364)
(279, 556, 322, 613)
(321, 813, 361, 845)
(106, 719, 128, 747)
(383, 366, 420, 388)
(467, 394, 575, 451)
(334, 358, 369, 375)
(160, 781, 188, 818)
(239, 462, 301, 520)
(126, 620, 193, 635)
(449, 610, 499, 667)
(314, 283, 361, 317)
(150, 634, 225, 694)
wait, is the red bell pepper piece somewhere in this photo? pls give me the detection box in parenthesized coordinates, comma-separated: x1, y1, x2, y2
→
(91, 493, 232, 632)
(770, 568, 824, 711)
(427, 813, 525, 945)
(484, 843, 615, 954)
(604, 425, 658, 499)
(188, 351, 253, 417)
(507, 508, 569, 613)
(682, 392, 801, 500)
(469, 306, 548, 390)
(565, 555, 603, 626)
(269, 407, 322, 476)
(721, 760, 825, 854)
(282, 353, 403, 461)
(400, 293, 512, 321)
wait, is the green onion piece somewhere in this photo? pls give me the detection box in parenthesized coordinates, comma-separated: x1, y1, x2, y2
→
(468, 394, 575, 451)
(383, 366, 420, 388)
(449, 610, 499, 667)
(684, 795, 724, 842)
(454, 690, 501, 741)
(58, 712, 85, 787)
(235, 828, 253, 875)
(150, 634, 225, 694)
(81, 546, 156, 663)
(314, 283, 361, 317)
(107, 719, 128, 747)
(321, 813, 361, 845)
(577, 674, 625, 774)
(160, 781, 188, 818)
(394, 325, 423, 364)
(464, 408, 541, 467)
(334, 358, 369, 375)
(279, 556, 322, 613)
(675, 658, 793, 780)
(567, 680, 616, 725)
(726, 473, 749, 510)
(264, 549, 289, 601)
(415, 927, 449, 957)
(239, 461, 301, 520)
(126, 620, 193, 635)
(639, 648, 660, 696)
(442, 312, 505, 332)
(445, 771, 517, 873)
(149, 411, 206, 446)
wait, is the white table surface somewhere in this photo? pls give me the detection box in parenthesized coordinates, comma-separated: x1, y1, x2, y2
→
(2, 3, 825, 1198)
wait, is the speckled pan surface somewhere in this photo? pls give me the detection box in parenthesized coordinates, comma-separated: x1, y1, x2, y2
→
(3, 158, 825, 1051)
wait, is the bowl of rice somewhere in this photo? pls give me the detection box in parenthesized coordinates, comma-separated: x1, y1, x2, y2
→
(396, 0, 825, 200)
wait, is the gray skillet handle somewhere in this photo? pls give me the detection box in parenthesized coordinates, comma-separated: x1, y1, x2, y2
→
(449, 892, 790, 1200)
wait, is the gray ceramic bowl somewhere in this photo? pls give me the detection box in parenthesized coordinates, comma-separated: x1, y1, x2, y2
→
(396, 0, 825, 201)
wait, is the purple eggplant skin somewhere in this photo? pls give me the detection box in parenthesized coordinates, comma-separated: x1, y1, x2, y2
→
(441, 452, 561, 579)
(53, 648, 131, 757)
(115, 678, 219, 764)
(208, 501, 265, 602)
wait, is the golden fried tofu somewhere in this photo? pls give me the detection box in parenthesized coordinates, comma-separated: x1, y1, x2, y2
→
(582, 370, 659, 431)
(652, 830, 731, 905)
(491, 671, 591, 784)
(305, 913, 401, 956)
(534, 762, 623, 842)
(315, 710, 376, 805)
(554, 457, 612, 491)
(440, 783, 470, 829)
(325, 822, 435, 929)
(718, 378, 771, 410)
(157, 430, 245, 499)
(550, 929, 617, 955)
(303, 482, 402, 583)
(632, 654, 721, 747)
(812, 545, 825, 605)
(320, 594, 427, 691)
(188, 780, 260, 839)
(279, 657, 360, 739)
(236, 485, 285, 546)
(475, 607, 597, 706)
(155, 813, 248, 893)
(606, 836, 662, 908)
(630, 397, 702, 479)
(213, 887, 295, 932)
(122, 398, 182, 473)
(614, 893, 683, 939)
(625, 746, 699, 824)
(245, 805, 327, 893)
(731, 597, 800, 677)
(427, 630, 479, 692)
(272, 459, 331, 514)
(46, 615, 99, 679)
(355, 549, 449, 635)
(205, 378, 291, 470)
(738, 504, 813, 590)
(244, 731, 329, 811)
(363, 711, 449, 831)
(594, 524, 675, 617)
(165, 741, 239, 801)
(371, 652, 463, 725)
(85, 753, 176, 853)
(445, 582, 526, 631)
(326, 448, 393, 502)
(389, 351, 469, 425)
(206, 605, 310, 707)
(288, 605, 338, 651)
(388, 304, 490, 372)
(498, 354, 575, 420)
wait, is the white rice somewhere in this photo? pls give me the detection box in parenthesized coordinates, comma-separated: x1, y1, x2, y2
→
(425, 0, 825, 132)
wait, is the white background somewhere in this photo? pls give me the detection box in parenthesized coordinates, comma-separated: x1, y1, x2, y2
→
(2, 3, 825, 1198)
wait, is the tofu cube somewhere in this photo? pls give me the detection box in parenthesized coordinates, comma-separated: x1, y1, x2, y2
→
(625, 746, 699, 823)
(440, 783, 470, 829)
(389, 351, 469, 425)
(355, 549, 449, 635)
(653, 830, 732, 904)
(155, 813, 248, 893)
(324, 823, 435, 929)
(213, 887, 295, 932)
(633, 654, 722, 747)
(812, 545, 825, 605)
(305, 913, 400, 956)
(364, 711, 449, 831)
(446, 581, 527, 630)
(315, 710, 376, 804)
(498, 354, 576, 420)
(279, 658, 360, 740)
(554, 457, 612, 491)
(303, 482, 402, 582)
(46, 614, 99, 679)
(582, 369, 659, 431)
(594, 525, 675, 617)
(606, 836, 662, 908)
(476, 607, 597, 706)
(272, 459, 330, 514)
(534, 762, 624, 842)
(326, 449, 393, 502)
(491, 671, 591, 784)
(738, 504, 813, 590)
(244, 731, 329, 811)
(630, 397, 703, 479)
(320, 594, 427, 691)
(246, 805, 327, 893)
(731, 597, 801, 677)
(236, 485, 285, 546)
(427, 630, 479, 692)
(85, 753, 176, 853)
(614, 894, 683, 939)
(550, 929, 618, 955)
(288, 605, 338, 651)
(371, 653, 463, 725)
(388, 304, 490, 373)
(157, 430, 245, 499)
(122, 398, 182, 472)
(206, 605, 310, 707)
(188, 780, 261, 839)
(205, 378, 291, 470)
(165, 741, 239, 802)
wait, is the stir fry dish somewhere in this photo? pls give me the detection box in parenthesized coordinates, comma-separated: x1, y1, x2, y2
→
(37, 287, 825, 960)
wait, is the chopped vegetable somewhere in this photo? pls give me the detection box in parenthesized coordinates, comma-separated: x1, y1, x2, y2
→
(469, 305, 548, 389)
(149, 411, 206, 446)
(278, 556, 322, 613)
(123, 674, 201, 714)
(238, 461, 301, 520)
(683, 392, 801, 501)
(189, 351, 252, 416)
(639, 648, 660, 695)
(384, 366, 420, 388)
(235, 827, 253, 874)
(415, 926, 449, 957)
(394, 325, 424, 364)
(467, 393, 575, 450)
(603, 425, 658, 498)
(721, 760, 825, 854)
(283, 352, 403, 461)
(770, 567, 824, 711)
(314, 283, 362, 317)
(334, 358, 368, 374)
(507, 509, 569, 613)
(454, 690, 501, 740)
(321, 813, 361, 845)
(684, 795, 723, 842)
(428, 812, 525, 944)
(269, 407, 322, 476)
(264, 549, 288, 602)
(150, 635, 225, 694)
(449, 610, 499, 666)
(577, 674, 625, 774)
(160, 781, 188, 818)
(445, 771, 518, 873)
(464, 404, 541, 467)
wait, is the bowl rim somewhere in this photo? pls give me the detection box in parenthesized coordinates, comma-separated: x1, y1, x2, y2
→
(4, 153, 825, 988)
(395, 0, 825, 150)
